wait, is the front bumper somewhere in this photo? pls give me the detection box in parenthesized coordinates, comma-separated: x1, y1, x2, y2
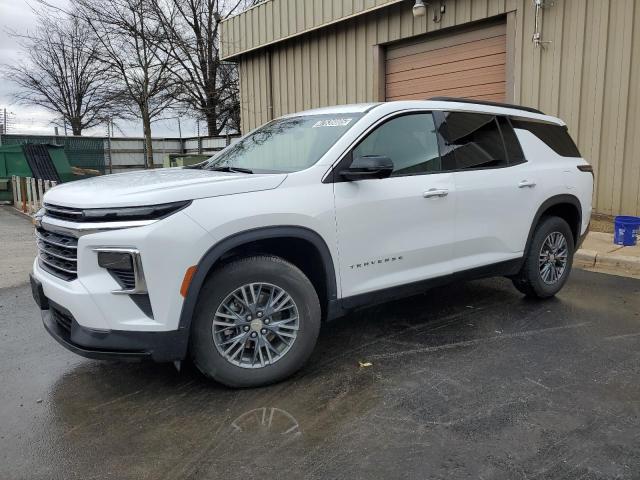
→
(32, 274, 188, 362)
(33, 207, 210, 332)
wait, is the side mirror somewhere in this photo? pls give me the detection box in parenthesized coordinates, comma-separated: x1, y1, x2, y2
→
(340, 155, 394, 181)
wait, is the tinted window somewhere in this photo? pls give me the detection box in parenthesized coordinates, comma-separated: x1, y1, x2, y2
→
(511, 120, 581, 157)
(441, 112, 507, 169)
(498, 116, 526, 164)
(352, 113, 442, 176)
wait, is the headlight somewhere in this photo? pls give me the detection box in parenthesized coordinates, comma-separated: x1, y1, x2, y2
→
(33, 207, 45, 228)
(44, 200, 191, 222)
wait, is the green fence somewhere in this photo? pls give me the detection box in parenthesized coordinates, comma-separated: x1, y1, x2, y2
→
(0, 135, 105, 174)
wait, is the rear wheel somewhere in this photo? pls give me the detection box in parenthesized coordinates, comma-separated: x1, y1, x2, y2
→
(189, 255, 321, 387)
(512, 216, 574, 298)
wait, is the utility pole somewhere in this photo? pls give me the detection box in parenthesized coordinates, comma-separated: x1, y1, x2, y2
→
(196, 118, 202, 154)
(177, 117, 183, 153)
(107, 118, 113, 174)
(1, 108, 7, 144)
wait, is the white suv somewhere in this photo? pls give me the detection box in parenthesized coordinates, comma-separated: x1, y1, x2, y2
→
(30, 98, 593, 387)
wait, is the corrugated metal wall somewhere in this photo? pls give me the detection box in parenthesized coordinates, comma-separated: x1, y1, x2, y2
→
(236, 0, 514, 130)
(221, 0, 404, 59)
(227, 0, 640, 216)
(513, 0, 640, 216)
(107, 138, 183, 172)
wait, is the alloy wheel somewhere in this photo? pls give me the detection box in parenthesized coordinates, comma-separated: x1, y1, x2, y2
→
(212, 283, 299, 368)
(538, 231, 568, 285)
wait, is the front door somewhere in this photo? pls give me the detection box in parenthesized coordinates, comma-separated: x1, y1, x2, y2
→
(333, 112, 456, 299)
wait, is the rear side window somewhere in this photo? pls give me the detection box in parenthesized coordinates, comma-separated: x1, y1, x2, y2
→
(440, 112, 507, 169)
(510, 120, 581, 157)
(498, 117, 526, 165)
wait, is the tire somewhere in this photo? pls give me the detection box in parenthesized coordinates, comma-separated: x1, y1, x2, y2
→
(189, 255, 321, 388)
(512, 216, 575, 299)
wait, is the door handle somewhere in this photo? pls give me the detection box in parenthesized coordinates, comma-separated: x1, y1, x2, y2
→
(423, 188, 449, 198)
(518, 180, 536, 188)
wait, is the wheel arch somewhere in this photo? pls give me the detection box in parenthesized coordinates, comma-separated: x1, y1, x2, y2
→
(178, 226, 339, 332)
(525, 194, 582, 255)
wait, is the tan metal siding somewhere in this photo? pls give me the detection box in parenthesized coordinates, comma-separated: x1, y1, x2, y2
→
(621, 1, 640, 216)
(221, 0, 405, 60)
(511, 0, 640, 216)
(238, 0, 511, 132)
(233, 0, 640, 215)
(239, 53, 271, 132)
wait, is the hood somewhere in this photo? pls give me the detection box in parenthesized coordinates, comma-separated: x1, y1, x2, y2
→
(43, 168, 288, 208)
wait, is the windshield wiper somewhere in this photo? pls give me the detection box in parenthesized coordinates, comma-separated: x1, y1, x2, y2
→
(208, 165, 254, 174)
(183, 163, 206, 169)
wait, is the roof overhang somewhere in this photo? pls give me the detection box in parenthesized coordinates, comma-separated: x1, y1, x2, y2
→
(220, 0, 406, 61)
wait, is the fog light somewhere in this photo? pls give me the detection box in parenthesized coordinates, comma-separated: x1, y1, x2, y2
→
(95, 248, 147, 294)
(97, 251, 134, 271)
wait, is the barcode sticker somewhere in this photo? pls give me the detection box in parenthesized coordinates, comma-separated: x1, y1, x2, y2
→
(312, 118, 353, 128)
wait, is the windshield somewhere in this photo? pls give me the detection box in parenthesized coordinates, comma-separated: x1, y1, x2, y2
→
(203, 113, 364, 173)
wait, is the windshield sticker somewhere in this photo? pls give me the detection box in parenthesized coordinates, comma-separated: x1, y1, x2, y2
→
(312, 118, 353, 128)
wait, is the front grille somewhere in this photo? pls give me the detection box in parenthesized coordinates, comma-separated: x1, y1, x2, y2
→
(43, 204, 84, 222)
(36, 228, 78, 281)
(110, 269, 136, 290)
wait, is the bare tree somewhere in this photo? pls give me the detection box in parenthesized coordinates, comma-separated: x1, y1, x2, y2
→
(74, 0, 175, 168)
(3, 10, 118, 136)
(151, 0, 255, 136)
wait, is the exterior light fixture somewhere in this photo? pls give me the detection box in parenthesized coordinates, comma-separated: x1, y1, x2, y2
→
(412, 0, 428, 17)
(532, 0, 552, 48)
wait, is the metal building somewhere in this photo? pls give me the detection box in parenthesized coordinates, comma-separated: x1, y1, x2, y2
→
(220, 0, 640, 216)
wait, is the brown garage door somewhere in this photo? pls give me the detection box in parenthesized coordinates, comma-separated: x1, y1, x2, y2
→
(385, 22, 506, 102)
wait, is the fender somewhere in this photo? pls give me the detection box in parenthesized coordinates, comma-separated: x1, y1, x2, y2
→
(523, 194, 582, 256)
(177, 226, 338, 332)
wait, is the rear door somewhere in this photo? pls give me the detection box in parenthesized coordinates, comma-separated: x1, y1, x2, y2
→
(435, 111, 539, 272)
(333, 112, 456, 298)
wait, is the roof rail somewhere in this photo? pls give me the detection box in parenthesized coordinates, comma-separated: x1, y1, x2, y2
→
(429, 96, 545, 115)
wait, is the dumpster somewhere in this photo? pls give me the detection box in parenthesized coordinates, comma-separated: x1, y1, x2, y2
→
(0, 143, 77, 203)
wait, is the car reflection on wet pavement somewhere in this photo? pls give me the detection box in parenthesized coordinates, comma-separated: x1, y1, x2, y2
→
(1, 269, 639, 479)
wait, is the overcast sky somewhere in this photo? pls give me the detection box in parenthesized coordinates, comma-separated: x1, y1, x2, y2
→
(0, 0, 199, 138)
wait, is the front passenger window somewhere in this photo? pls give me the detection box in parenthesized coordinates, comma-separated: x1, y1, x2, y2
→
(352, 113, 442, 176)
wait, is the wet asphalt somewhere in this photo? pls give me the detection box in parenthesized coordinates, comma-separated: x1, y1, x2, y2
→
(1, 269, 639, 479)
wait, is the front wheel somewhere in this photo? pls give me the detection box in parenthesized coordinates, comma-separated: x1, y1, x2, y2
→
(512, 216, 575, 298)
(189, 255, 321, 388)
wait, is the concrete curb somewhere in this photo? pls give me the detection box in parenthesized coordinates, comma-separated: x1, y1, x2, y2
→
(575, 249, 597, 268)
(596, 253, 640, 272)
(575, 248, 640, 274)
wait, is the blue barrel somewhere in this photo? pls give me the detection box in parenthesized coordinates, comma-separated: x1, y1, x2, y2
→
(614, 216, 640, 246)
